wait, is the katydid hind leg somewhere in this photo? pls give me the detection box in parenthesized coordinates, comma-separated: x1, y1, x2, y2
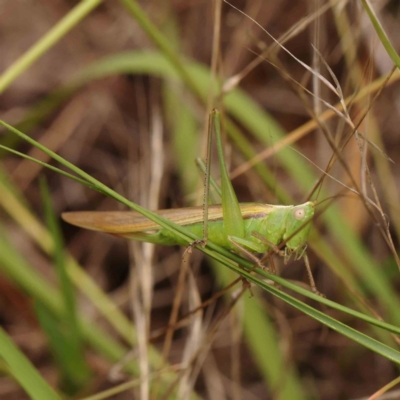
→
(213, 110, 245, 240)
(252, 231, 285, 258)
(228, 236, 265, 269)
(187, 111, 217, 251)
(228, 236, 278, 276)
(189, 109, 244, 254)
(225, 237, 259, 296)
(200, 110, 215, 247)
(229, 234, 267, 254)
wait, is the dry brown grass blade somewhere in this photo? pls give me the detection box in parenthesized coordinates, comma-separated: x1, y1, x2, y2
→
(222, 0, 342, 94)
(230, 68, 400, 180)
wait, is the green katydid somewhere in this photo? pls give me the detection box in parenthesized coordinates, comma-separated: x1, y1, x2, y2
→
(62, 109, 319, 294)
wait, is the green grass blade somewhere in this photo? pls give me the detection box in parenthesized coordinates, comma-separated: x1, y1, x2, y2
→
(0, 168, 199, 396)
(214, 265, 307, 400)
(0, 0, 102, 93)
(0, 145, 96, 188)
(34, 302, 86, 395)
(361, 0, 400, 68)
(0, 227, 189, 396)
(0, 120, 202, 247)
(40, 178, 91, 393)
(204, 250, 400, 365)
(119, 0, 201, 99)
(164, 84, 199, 197)
(0, 327, 61, 400)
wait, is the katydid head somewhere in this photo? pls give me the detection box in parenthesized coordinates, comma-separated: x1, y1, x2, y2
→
(284, 201, 315, 258)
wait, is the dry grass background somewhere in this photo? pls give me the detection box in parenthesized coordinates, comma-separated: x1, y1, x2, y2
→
(1, 0, 400, 399)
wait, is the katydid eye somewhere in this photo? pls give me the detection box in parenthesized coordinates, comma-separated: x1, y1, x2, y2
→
(294, 208, 305, 220)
